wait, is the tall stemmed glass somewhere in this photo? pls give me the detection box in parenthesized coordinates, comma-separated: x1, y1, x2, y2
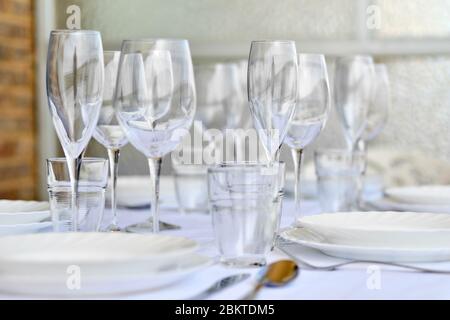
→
(284, 54, 330, 221)
(359, 63, 390, 150)
(195, 63, 243, 131)
(236, 60, 253, 129)
(194, 63, 244, 160)
(114, 39, 196, 233)
(93, 51, 128, 232)
(248, 41, 298, 163)
(46, 30, 104, 231)
(334, 55, 375, 151)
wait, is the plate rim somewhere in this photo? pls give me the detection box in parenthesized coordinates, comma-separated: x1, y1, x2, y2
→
(0, 210, 50, 217)
(0, 253, 212, 297)
(385, 185, 450, 205)
(281, 227, 450, 253)
(369, 197, 450, 211)
(0, 232, 199, 265)
(298, 211, 450, 233)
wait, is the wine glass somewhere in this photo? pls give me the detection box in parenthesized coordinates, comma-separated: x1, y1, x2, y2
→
(236, 60, 253, 129)
(93, 51, 128, 232)
(360, 63, 390, 149)
(334, 55, 375, 151)
(46, 30, 104, 231)
(114, 39, 196, 233)
(195, 63, 244, 131)
(284, 54, 330, 221)
(194, 63, 244, 161)
(248, 40, 298, 163)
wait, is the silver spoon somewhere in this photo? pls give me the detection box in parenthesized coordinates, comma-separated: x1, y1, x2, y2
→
(190, 273, 251, 300)
(243, 260, 299, 300)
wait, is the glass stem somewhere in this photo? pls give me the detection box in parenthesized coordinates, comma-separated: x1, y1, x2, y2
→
(66, 156, 80, 232)
(291, 148, 304, 222)
(268, 145, 282, 166)
(107, 148, 120, 227)
(357, 139, 368, 209)
(274, 146, 282, 162)
(356, 138, 366, 153)
(353, 138, 366, 210)
(148, 157, 162, 233)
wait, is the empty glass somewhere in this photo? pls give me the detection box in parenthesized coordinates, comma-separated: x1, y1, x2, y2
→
(284, 54, 330, 222)
(46, 30, 104, 231)
(114, 39, 196, 233)
(314, 150, 365, 213)
(194, 63, 244, 131)
(173, 163, 208, 214)
(360, 63, 390, 147)
(194, 63, 244, 162)
(47, 158, 108, 232)
(334, 56, 375, 151)
(248, 41, 298, 162)
(208, 162, 285, 267)
(93, 50, 128, 232)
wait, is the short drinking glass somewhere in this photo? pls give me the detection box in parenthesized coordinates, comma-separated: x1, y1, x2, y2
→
(314, 150, 365, 212)
(173, 163, 208, 214)
(208, 162, 284, 267)
(47, 158, 109, 232)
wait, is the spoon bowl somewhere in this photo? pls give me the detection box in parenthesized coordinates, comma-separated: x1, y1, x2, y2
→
(263, 260, 299, 287)
(245, 259, 299, 299)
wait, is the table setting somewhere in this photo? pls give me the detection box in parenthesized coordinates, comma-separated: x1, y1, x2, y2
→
(3, 30, 450, 301)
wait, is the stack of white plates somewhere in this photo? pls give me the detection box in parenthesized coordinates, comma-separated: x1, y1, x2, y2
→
(0, 200, 52, 236)
(283, 211, 450, 262)
(368, 185, 450, 213)
(0, 232, 211, 297)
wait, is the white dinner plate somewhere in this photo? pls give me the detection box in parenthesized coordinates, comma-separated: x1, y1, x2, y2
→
(0, 221, 52, 236)
(0, 211, 50, 226)
(297, 211, 450, 248)
(0, 232, 198, 273)
(0, 253, 211, 297)
(385, 186, 450, 206)
(0, 200, 49, 213)
(281, 227, 450, 263)
(0, 200, 50, 225)
(368, 197, 450, 214)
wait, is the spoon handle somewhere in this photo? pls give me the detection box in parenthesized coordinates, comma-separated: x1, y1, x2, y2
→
(243, 282, 265, 300)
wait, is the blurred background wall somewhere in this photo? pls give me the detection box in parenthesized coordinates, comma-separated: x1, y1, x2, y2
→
(0, 0, 36, 199)
(2, 0, 450, 199)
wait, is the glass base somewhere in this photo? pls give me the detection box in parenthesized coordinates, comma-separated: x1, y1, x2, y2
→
(125, 220, 181, 233)
(220, 256, 266, 268)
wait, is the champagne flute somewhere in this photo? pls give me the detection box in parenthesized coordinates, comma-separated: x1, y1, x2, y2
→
(284, 54, 330, 221)
(114, 39, 196, 233)
(248, 40, 298, 163)
(46, 30, 104, 231)
(334, 55, 375, 151)
(359, 63, 390, 150)
(93, 51, 128, 232)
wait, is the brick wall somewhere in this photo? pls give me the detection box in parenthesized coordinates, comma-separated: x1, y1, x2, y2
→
(0, 0, 36, 199)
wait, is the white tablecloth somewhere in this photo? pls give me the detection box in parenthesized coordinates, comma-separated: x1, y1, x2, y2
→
(106, 200, 450, 300)
(3, 199, 450, 300)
